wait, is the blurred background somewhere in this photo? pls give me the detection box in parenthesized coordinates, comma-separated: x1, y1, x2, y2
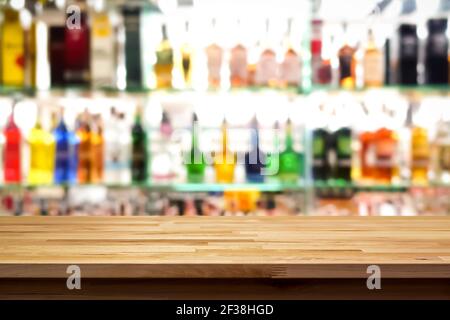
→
(1, 0, 450, 217)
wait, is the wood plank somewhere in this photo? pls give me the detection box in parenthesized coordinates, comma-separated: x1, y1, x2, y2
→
(0, 216, 449, 279)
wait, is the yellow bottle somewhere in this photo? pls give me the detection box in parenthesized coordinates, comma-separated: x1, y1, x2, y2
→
(28, 109, 55, 185)
(90, 115, 104, 183)
(179, 21, 192, 87)
(411, 126, 430, 184)
(154, 24, 173, 89)
(1, 7, 25, 87)
(363, 29, 383, 87)
(214, 120, 236, 183)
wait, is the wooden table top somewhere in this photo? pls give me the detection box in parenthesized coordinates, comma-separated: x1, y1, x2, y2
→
(0, 216, 449, 279)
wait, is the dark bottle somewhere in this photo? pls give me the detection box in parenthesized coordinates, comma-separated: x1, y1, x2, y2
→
(64, 0, 90, 85)
(245, 116, 266, 183)
(42, 1, 65, 86)
(384, 38, 391, 85)
(425, 18, 449, 84)
(312, 128, 330, 181)
(398, 24, 418, 85)
(131, 107, 147, 183)
(333, 127, 352, 182)
(123, 6, 142, 89)
(186, 113, 206, 183)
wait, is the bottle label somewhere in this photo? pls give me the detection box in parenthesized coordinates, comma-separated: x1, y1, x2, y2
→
(401, 35, 418, 59)
(313, 136, 325, 157)
(182, 53, 191, 78)
(206, 45, 223, 83)
(363, 53, 383, 84)
(64, 19, 90, 83)
(339, 54, 352, 80)
(2, 21, 25, 86)
(156, 48, 173, 66)
(255, 51, 278, 85)
(439, 146, 450, 170)
(337, 135, 351, 157)
(5, 142, 20, 164)
(280, 52, 301, 85)
(429, 33, 447, 57)
(230, 46, 248, 80)
(375, 138, 396, 168)
(91, 14, 115, 86)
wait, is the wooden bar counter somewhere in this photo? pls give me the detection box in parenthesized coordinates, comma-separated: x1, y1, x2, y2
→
(0, 216, 449, 299)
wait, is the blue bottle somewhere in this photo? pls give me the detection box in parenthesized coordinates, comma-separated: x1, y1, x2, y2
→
(245, 116, 266, 183)
(54, 114, 79, 184)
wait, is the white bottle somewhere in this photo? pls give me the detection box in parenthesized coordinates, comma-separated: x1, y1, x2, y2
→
(90, 3, 116, 87)
(116, 112, 131, 184)
(103, 107, 120, 184)
(151, 111, 176, 181)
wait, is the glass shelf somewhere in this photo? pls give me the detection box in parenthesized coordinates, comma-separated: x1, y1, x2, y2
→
(1, 181, 449, 193)
(2, 85, 450, 98)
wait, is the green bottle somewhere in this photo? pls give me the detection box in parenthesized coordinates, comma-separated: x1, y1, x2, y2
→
(266, 121, 281, 179)
(278, 119, 302, 183)
(131, 107, 148, 183)
(186, 113, 206, 183)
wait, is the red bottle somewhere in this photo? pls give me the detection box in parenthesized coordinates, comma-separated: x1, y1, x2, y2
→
(64, 1, 90, 85)
(3, 106, 22, 183)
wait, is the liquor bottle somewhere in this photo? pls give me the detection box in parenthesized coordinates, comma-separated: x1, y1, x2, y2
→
(104, 107, 120, 183)
(373, 111, 398, 183)
(312, 126, 330, 181)
(410, 126, 430, 184)
(255, 19, 278, 87)
(398, 24, 418, 85)
(54, 109, 79, 184)
(77, 110, 92, 183)
(24, 0, 37, 89)
(91, 8, 116, 87)
(318, 35, 333, 85)
(123, 5, 143, 88)
(331, 104, 353, 182)
(311, 19, 323, 85)
(279, 19, 301, 88)
(90, 114, 103, 183)
(245, 116, 266, 183)
(151, 111, 176, 181)
(384, 38, 391, 85)
(433, 120, 450, 183)
(214, 119, 236, 183)
(28, 108, 55, 185)
(131, 107, 148, 183)
(278, 119, 301, 183)
(186, 113, 206, 183)
(3, 104, 22, 183)
(0, 131, 4, 184)
(180, 21, 192, 86)
(360, 130, 376, 181)
(116, 112, 131, 183)
(205, 19, 223, 89)
(64, 0, 90, 85)
(333, 126, 352, 182)
(43, 0, 66, 87)
(229, 19, 248, 87)
(266, 121, 281, 179)
(1, 6, 25, 87)
(425, 19, 449, 84)
(338, 23, 356, 89)
(154, 24, 174, 89)
(363, 28, 383, 87)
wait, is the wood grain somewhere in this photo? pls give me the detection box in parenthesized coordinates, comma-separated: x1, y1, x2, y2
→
(0, 216, 450, 279)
